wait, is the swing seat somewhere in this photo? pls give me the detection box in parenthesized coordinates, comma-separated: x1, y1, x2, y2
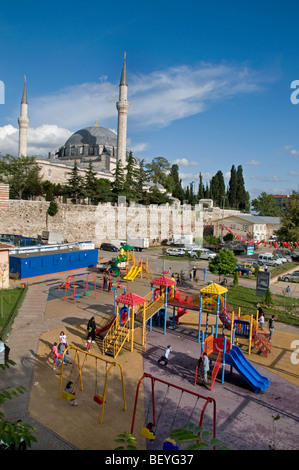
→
(163, 438, 179, 450)
(93, 393, 105, 405)
(62, 391, 76, 401)
(141, 427, 156, 440)
(83, 292, 89, 296)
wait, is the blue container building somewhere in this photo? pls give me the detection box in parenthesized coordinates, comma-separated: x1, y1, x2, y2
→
(9, 248, 98, 280)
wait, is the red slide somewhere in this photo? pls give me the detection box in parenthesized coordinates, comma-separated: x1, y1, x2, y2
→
(95, 317, 116, 336)
(170, 308, 188, 325)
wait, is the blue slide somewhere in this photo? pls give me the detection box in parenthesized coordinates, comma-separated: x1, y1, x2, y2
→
(224, 345, 270, 394)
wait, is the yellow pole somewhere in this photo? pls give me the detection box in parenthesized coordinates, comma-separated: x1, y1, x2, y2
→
(142, 302, 146, 346)
(249, 315, 253, 355)
(58, 345, 127, 424)
(131, 305, 134, 352)
(238, 306, 241, 319)
(256, 309, 259, 329)
(230, 311, 234, 345)
(116, 302, 119, 324)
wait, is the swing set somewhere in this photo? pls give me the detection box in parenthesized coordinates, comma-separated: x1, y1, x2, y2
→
(58, 345, 127, 424)
(60, 271, 97, 304)
(131, 373, 216, 449)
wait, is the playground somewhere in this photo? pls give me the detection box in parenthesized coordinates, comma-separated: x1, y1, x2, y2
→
(4, 252, 299, 450)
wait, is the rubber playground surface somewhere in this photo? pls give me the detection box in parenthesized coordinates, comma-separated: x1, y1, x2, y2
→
(13, 270, 299, 450)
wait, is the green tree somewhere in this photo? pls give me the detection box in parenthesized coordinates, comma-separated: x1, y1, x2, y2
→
(84, 162, 98, 205)
(170, 164, 184, 202)
(209, 249, 238, 279)
(227, 165, 238, 208)
(111, 159, 126, 201)
(0, 154, 43, 200)
(145, 156, 170, 189)
(95, 178, 113, 203)
(1, 361, 37, 449)
(251, 192, 281, 216)
(123, 152, 139, 201)
(66, 161, 85, 204)
(236, 165, 248, 210)
(197, 172, 205, 200)
(275, 190, 299, 242)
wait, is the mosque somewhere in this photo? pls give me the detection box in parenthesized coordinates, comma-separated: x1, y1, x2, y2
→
(18, 55, 134, 184)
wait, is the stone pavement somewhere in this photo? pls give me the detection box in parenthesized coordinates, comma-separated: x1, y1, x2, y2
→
(2, 281, 77, 449)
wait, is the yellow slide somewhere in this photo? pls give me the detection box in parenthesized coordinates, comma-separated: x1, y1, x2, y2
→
(130, 266, 141, 280)
(124, 266, 141, 281)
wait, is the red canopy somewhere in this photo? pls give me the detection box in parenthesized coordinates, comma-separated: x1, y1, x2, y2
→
(116, 292, 147, 306)
(150, 275, 177, 287)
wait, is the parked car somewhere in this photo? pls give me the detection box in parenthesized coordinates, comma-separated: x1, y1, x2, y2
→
(237, 262, 255, 273)
(291, 251, 299, 261)
(251, 261, 267, 272)
(234, 266, 251, 276)
(280, 271, 299, 282)
(166, 248, 186, 257)
(100, 243, 118, 252)
(275, 254, 288, 263)
(258, 253, 283, 266)
(188, 247, 216, 260)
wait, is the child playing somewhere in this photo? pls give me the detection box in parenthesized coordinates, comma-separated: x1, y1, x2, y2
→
(52, 342, 58, 370)
(86, 338, 92, 352)
(65, 381, 78, 406)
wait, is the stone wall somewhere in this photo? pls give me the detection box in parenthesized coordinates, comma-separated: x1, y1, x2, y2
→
(0, 200, 204, 247)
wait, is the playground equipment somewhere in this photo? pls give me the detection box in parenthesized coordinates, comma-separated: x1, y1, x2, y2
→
(101, 292, 147, 358)
(98, 276, 176, 358)
(124, 257, 152, 281)
(131, 373, 217, 449)
(100, 266, 129, 295)
(60, 271, 97, 304)
(58, 345, 127, 423)
(194, 334, 270, 394)
(167, 282, 272, 357)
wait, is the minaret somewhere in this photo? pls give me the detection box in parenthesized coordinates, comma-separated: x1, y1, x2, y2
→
(18, 76, 30, 157)
(116, 53, 130, 166)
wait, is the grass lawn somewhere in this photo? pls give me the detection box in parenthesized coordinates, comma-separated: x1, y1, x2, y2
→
(0, 287, 25, 333)
(226, 285, 299, 326)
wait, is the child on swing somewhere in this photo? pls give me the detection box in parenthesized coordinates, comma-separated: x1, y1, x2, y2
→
(65, 381, 78, 406)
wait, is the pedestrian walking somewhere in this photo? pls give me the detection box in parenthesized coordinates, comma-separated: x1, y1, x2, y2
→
(158, 345, 172, 366)
(259, 313, 265, 329)
(286, 285, 291, 296)
(200, 352, 210, 388)
(268, 315, 275, 341)
(87, 316, 96, 342)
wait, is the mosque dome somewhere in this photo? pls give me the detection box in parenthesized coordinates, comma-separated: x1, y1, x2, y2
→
(64, 125, 117, 147)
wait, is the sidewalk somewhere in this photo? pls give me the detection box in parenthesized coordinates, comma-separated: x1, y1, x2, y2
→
(3, 281, 77, 450)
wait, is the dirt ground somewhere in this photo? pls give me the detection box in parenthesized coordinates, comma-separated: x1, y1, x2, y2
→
(26, 268, 299, 450)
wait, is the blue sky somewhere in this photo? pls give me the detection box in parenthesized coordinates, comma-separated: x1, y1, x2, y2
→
(0, 0, 298, 200)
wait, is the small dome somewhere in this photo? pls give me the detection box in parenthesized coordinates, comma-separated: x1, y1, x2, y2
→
(64, 126, 117, 147)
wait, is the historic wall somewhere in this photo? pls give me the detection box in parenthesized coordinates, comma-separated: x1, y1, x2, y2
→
(0, 199, 204, 247)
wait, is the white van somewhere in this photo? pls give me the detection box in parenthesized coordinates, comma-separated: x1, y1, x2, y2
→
(258, 253, 282, 266)
(189, 248, 216, 260)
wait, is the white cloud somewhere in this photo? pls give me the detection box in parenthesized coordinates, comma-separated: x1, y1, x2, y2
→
(250, 175, 287, 182)
(244, 159, 261, 166)
(0, 124, 71, 157)
(289, 170, 299, 176)
(27, 62, 264, 132)
(172, 158, 198, 167)
(290, 149, 299, 155)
